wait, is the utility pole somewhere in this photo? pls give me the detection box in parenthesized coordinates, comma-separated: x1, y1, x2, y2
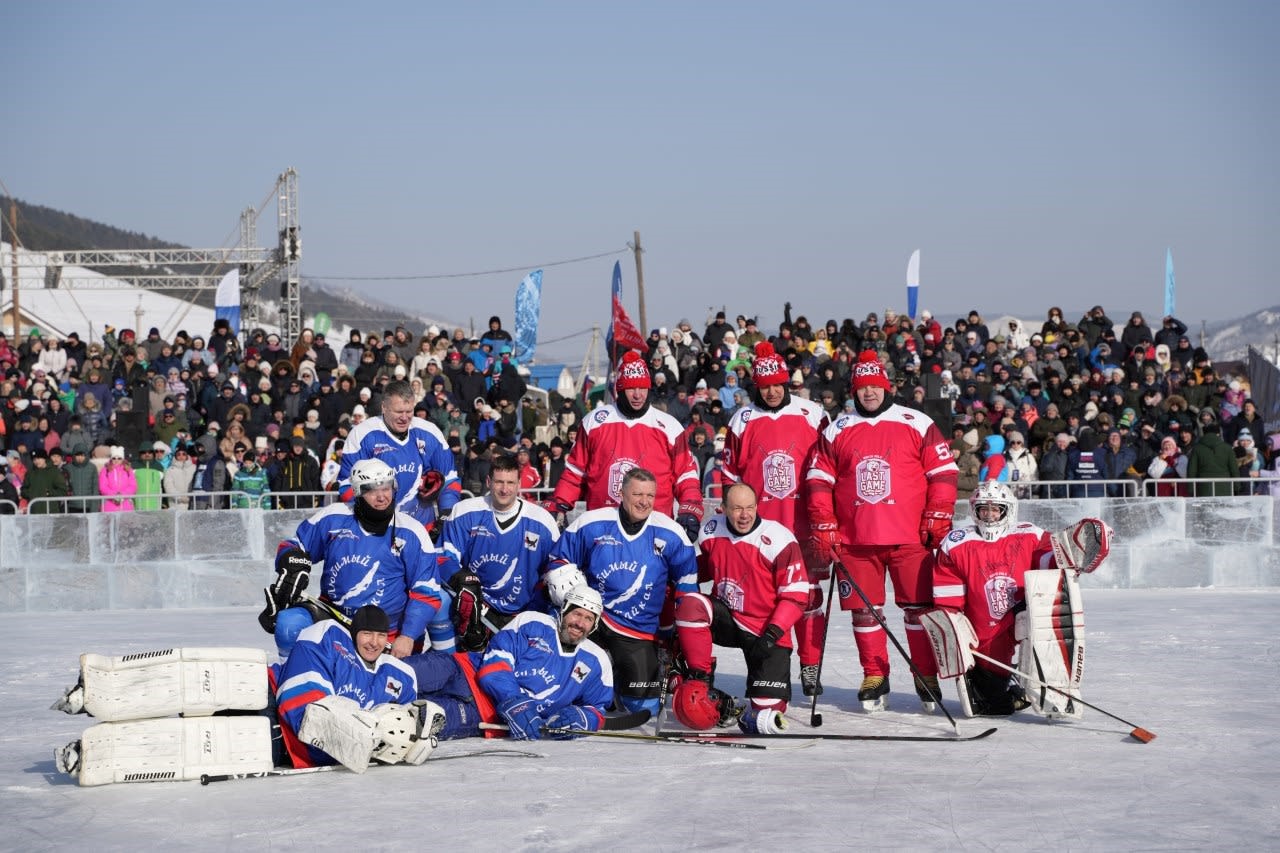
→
(8, 201, 19, 341)
(632, 230, 647, 337)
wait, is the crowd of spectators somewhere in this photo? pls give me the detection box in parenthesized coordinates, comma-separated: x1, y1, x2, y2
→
(1, 302, 1276, 514)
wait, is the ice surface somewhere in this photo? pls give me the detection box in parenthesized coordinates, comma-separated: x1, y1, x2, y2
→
(3, 591, 1278, 851)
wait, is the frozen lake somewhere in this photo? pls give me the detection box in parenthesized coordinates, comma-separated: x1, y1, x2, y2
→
(4, 590, 1278, 851)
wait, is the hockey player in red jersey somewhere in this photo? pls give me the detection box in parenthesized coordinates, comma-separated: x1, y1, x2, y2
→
(722, 342, 829, 696)
(673, 483, 809, 734)
(805, 350, 958, 710)
(545, 350, 704, 540)
(925, 481, 1110, 717)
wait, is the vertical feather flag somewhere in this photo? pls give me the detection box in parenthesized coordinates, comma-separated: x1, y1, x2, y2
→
(1164, 249, 1176, 318)
(513, 269, 542, 364)
(906, 249, 920, 321)
(214, 269, 241, 335)
(605, 261, 646, 368)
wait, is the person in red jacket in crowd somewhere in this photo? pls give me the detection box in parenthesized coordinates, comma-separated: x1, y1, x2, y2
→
(544, 350, 703, 540)
(722, 342, 830, 697)
(805, 350, 959, 711)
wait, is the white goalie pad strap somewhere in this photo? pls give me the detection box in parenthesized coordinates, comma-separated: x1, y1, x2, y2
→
(1050, 518, 1113, 574)
(919, 609, 977, 679)
(544, 563, 586, 607)
(57, 647, 269, 722)
(64, 716, 272, 786)
(298, 695, 379, 773)
(1016, 569, 1086, 719)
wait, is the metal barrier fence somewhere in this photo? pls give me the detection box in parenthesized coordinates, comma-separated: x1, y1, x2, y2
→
(1140, 477, 1274, 498)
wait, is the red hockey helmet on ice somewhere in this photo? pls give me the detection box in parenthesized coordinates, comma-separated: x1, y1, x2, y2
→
(673, 680, 721, 731)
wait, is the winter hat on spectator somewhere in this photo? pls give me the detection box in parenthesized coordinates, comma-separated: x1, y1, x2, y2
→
(615, 351, 651, 391)
(851, 351, 892, 392)
(394, 365, 407, 378)
(254, 436, 269, 451)
(751, 342, 788, 387)
(1238, 428, 1253, 443)
(1083, 401, 1099, 421)
(1119, 408, 1136, 428)
(359, 387, 372, 400)
(352, 404, 366, 417)
(109, 446, 125, 460)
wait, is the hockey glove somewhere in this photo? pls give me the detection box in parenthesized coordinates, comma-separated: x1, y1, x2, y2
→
(1050, 518, 1113, 574)
(541, 498, 574, 531)
(746, 624, 784, 667)
(543, 706, 603, 740)
(497, 695, 544, 741)
(448, 571, 489, 652)
(806, 520, 840, 567)
(271, 547, 312, 607)
(418, 470, 444, 502)
(676, 512, 702, 543)
(919, 509, 954, 551)
(257, 588, 280, 634)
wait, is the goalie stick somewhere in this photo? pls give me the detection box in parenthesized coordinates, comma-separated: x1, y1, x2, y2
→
(199, 748, 544, 784)
(969, 649, 1156, 743)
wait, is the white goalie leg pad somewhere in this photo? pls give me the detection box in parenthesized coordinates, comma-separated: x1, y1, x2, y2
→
(53, 647, 269, 722)
(1050, 518, 1113, 574)
(59, 715, 272, 786)
(1016, 569, 1086, 719)
(919, 609, 977, 679)
(298, 695, 379, 773)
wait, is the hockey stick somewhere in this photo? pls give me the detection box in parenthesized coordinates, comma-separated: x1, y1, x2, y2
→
(479, 709, 652, 736)
(676, 726, 998, 743)
(198, 748, 544, 784)
(832, 556, 960, 733)
(808, 564, 840, 728)
(969, 650, 1156, 743)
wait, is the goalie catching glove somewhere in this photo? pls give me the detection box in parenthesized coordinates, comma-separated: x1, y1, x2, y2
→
(1050, 518, 1113, 574)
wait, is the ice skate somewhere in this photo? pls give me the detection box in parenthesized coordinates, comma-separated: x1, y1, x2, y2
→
(858, 675, 889, 712)
(800, 664, 823, 697)
(915, 675, 941, 713)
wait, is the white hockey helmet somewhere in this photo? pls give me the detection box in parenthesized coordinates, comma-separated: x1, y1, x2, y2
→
(969, 481, 1017, 541)
(560, 585, 603, 628)
(350, 458, 397, 496)
(544, 563, 587, 607)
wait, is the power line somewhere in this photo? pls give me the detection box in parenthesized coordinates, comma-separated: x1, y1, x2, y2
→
(308, 247, 627, 281)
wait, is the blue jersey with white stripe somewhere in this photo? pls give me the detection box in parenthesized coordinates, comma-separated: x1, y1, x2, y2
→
(440, 496, 560, 615)
(272, 619, 418, 766)
(338, 416, 462, 526)
(475, 611, 613, 714)
(548, 508, 698, 638)
(284, 503, 454, 640)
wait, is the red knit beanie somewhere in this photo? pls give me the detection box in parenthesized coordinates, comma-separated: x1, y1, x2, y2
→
(615, 351, 651, 391)
(751, 342, 788, 387)
(851, 350, 892, 391)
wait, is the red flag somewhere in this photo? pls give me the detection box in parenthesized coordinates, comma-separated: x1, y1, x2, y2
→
(606, 261, 646, 367)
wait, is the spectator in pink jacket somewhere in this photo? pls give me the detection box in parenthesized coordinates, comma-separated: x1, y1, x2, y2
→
(99, 446, 137, 512)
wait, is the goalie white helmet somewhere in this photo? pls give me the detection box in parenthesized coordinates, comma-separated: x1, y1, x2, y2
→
(544, 563, 587, 607)
(969, 481, 1017, 541)
(350, 458, 396, 496)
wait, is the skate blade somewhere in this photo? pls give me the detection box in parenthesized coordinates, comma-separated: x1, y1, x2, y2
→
(919, 700, 938, 714)
(860, 697, 888, 713)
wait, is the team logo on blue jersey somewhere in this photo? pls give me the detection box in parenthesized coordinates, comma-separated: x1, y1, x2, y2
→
(524, 532, 540, 551)
(385, 676, 403, 696)
(392, 536, 405, 557)
(372, 443, 394, 456)
(329, 529, 358, 541)
(526, 636, 552, 654)
(416, 438, 426, 455)
(594, 534, 623, 547)
(653, 539, 666, 557)
(571, 662, 590, 683)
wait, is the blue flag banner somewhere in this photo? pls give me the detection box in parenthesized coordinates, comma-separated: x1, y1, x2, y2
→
(214, 268, 241, 335)
(906, 249, 920, 321)
(1165, 249, 1176, 317)
(514, 269, 543, 364)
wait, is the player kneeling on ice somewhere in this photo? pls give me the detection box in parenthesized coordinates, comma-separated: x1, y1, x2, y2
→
(257, 457, 456, 659)
(401, 586, 617, 741)
(922, 481, 1112, 718)
(672, 483, 810, 735)
(52, 605, 448, 785)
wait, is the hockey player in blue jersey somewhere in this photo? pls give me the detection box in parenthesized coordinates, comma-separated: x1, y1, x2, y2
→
(258, 457, 457, 659)
(438, 453, 560, 650)
(338, 380, 462, 531)
(405, 586, 615, 740)
(543, 467, 698, 716)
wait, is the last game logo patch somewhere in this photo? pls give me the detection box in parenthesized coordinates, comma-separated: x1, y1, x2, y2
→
(854, 455, 891, 504)
(983, 574, 1019, 620)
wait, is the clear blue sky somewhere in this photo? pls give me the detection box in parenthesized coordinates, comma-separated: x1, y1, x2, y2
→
(6, 1, 1277, 362)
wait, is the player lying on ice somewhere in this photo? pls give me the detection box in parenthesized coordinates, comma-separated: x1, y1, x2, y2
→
(921, 481, 1113, 718)
(52, 605, 447, 785)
